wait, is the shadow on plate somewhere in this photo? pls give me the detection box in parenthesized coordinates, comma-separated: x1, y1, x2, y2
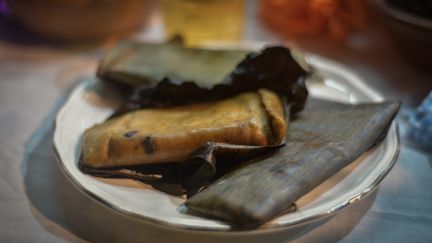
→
(21, 82, 378, 243)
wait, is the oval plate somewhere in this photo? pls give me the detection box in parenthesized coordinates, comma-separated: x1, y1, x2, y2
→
(53, 53, 399, 232)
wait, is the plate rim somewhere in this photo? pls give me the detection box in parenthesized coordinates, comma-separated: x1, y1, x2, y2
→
(53, 53, 400, 233)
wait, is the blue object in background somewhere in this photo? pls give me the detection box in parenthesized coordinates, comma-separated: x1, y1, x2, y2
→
(409, 91, 432, 150)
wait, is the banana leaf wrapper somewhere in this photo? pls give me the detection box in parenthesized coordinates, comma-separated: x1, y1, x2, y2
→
(185, 99, 400, 227)
(97, 39, 308, 114)
(80, 90, 289, 196)
(80, 142, 282, 197)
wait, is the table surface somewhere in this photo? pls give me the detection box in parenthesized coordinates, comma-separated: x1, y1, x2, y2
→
(1, 3, 432, 243)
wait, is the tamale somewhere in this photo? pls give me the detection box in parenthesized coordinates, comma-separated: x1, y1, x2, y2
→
(81, 89, 287, 168)
(97, 39, 308, 114)
(97, 38, 249, 89)
(185, 99, 400, 227)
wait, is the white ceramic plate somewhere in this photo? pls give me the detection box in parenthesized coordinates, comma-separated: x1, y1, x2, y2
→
(53, 53, 399, 233)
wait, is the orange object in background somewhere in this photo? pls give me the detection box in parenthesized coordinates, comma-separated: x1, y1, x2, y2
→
(161, 0, 244, 47)
(260, 0, 368, 41)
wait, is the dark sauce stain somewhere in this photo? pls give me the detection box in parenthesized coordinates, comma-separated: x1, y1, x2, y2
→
(143, 136, 156, 154)
(269, 164, 286, 176)
(124, 130, 138, 138)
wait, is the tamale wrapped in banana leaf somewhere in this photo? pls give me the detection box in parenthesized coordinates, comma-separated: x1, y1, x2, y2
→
(98, 38, 249, 89)
(81, 89, 288, 194)
(82, 89, 286, 167)
(97, 39, 308, 114)
(185, 99, 400, 227)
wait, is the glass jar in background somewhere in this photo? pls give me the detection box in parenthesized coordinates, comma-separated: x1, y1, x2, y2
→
(161, 0, 244, 47)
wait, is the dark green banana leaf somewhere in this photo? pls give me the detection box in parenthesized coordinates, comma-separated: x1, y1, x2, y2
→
(97, 39, 307, 114)
(185, 98, 400, 227)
